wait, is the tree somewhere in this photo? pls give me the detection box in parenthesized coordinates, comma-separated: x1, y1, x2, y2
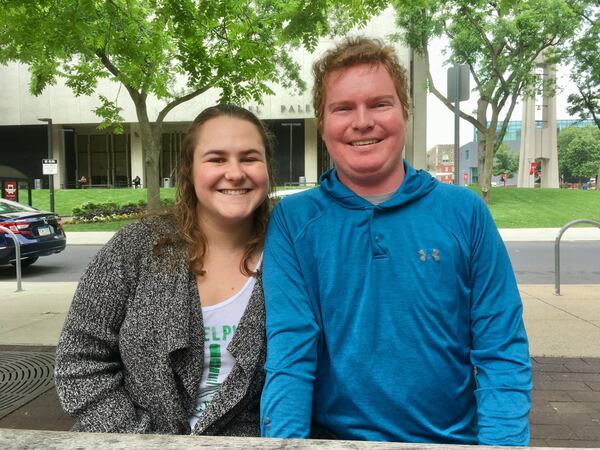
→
(392, 0, 579, 203)
(493, 144, 519, 179)
(557, 126, 600, 186)
(567, 2, 600, 131)
(0, 0, 382, 210)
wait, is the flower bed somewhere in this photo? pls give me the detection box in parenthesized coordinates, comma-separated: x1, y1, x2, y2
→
(70, 199, 174, 223)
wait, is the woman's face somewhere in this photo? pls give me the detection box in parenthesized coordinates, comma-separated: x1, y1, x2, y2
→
(191, 115, 269, 228)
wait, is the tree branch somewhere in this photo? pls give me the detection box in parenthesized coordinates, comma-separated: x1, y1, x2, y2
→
(577, 82, 600, 130)
(494, 92, 520, 152)
(459, 6, 509, 93)
(423, 46, 485, 133)
(95, 49, 120, 78)
(96, 49, 143, 105)
(156, 85, 212, 124)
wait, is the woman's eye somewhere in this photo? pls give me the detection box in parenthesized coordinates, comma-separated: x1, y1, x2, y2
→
(208, 158, 226, 163)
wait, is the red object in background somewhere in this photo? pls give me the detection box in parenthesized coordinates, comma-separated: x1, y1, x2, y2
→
(2, 180, 18, 201)
(500, 173, 507, 182)
(529, 162, 537, 175)
(463, 172, 468, 182)
(537, 171, 542, 178)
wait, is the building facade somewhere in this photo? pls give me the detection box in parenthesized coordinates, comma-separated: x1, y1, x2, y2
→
(457, 119, 596, 186)
(0, 11, 428, 191)
(426, 144, 455, 184)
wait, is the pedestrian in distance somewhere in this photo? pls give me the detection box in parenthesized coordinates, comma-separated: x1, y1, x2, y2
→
(78, 175, 87, 189)
(260, 37, 532, 445)
(133, 175, 141, 189)
(55, 104, 273, 435)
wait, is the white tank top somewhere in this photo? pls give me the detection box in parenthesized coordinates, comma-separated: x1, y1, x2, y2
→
(189, 263, 260, 431)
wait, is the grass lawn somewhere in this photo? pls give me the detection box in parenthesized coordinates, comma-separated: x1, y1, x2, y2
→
(475, 186, 600, 228)
(25, 188, 176, 217)
(21, 185, 600, 230)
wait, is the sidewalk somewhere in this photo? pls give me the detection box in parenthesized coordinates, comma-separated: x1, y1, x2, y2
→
(64, 226, 600, 246)
(2, 283, 598, 354)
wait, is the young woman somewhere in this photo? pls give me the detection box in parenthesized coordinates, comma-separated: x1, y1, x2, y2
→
(55, 104, 273, 436)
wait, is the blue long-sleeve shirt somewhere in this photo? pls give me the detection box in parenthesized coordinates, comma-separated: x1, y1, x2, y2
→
(261, 162, 531, 445)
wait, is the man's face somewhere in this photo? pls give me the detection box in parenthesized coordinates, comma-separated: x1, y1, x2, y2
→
(321, 63, 406, 195)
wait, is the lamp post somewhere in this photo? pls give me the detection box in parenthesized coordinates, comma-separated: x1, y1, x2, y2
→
(38, 118, 54, 212)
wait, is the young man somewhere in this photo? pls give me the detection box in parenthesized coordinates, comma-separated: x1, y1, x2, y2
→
(260, 37, 531, 445)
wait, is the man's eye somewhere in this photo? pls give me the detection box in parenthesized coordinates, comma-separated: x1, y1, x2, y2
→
(375, 102, 391, 108)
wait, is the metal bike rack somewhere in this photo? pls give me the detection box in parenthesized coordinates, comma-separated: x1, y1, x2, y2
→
(555, 219, 600, 295)
(0, 225, 23, 292)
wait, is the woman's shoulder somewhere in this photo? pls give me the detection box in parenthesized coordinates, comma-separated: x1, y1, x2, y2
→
(106, 214, 178, 255)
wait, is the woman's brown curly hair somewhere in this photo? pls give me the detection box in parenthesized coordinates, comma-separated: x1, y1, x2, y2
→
(173, 104, 275, 277)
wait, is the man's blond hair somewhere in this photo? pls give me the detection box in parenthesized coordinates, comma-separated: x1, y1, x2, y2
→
(312, 36, 410, 130)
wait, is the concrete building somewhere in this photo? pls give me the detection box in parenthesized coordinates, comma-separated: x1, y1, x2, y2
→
(426, 144, 455, 184)
(518, 58, 559, 188)
(0, 10, 428, 191)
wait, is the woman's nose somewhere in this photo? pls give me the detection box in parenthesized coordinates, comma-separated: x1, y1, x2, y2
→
(224, 162, 246, 181)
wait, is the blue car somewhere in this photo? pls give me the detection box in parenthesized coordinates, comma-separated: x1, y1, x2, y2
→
(0, 198, 66, 267)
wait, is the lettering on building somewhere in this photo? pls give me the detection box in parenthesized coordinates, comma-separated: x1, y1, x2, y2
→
(246, 105, 263, 114)
(281, 105, 312, 113)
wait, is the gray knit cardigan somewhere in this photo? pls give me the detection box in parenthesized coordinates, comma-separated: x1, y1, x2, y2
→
(54, 216, 266, 435)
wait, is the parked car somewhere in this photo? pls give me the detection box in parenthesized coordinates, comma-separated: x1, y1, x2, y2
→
(0, 198, 66, 267)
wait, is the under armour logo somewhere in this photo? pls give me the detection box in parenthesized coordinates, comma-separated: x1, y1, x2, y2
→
(418, 248, 440, 262)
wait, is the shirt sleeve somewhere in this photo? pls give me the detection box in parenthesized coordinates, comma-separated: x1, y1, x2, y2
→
(469, 201, 532, 446)
(54, 227, 153, 433)
(260, 203, 320, 438)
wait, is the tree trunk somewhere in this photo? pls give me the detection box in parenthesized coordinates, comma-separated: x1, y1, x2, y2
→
(596, 165, 600, 191)
(143, 130, 162, 211)
(479, 127, 497, 204)
(134, 100, 164, 211)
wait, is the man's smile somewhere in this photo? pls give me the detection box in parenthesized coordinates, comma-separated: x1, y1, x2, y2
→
(350, 139, 381, 146)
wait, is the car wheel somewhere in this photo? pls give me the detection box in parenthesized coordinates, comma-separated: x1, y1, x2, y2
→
(11, 256, 39, 267)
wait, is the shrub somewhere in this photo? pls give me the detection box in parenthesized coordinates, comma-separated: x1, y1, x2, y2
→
(71, 199, 173, 223)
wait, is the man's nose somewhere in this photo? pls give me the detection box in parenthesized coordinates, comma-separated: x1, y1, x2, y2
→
(352, 106, 374, 130)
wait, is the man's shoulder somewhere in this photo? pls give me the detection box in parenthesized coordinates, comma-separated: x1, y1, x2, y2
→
(270, 187, 332, 235)
(428, 182, 483, 207)
(274, 187, 329, 213)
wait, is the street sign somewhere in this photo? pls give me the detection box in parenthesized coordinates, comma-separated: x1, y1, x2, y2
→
(447, 64, 470, 102)
(2, 180, 18, 201)
(42, 159, 58, 175)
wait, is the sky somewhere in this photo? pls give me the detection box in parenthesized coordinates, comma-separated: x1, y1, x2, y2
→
(425, 37, 579, 149)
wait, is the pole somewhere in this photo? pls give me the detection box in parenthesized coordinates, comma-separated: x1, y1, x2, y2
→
(281, 123, 301, 183)
(47, 119, 54, 212)
(289, 127, 293, 182)
(0, 226, 23, 292)
(454, 65, 460, 186)
(39, 118, 55, 212)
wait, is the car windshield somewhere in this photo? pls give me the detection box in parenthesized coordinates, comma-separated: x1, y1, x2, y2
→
(0, 199, 38, 214)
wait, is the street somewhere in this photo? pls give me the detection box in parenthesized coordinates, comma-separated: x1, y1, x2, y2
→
(0, 241, 599, 285)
